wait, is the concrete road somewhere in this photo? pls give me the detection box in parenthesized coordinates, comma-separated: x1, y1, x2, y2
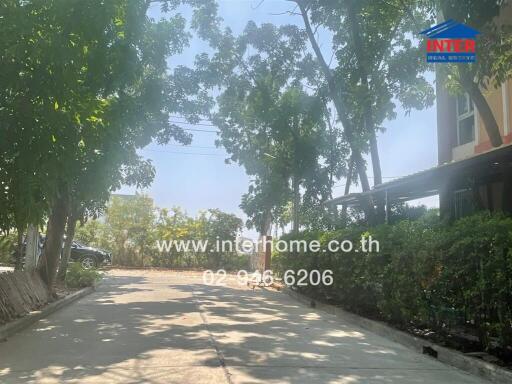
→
(0, 270, 488, 384)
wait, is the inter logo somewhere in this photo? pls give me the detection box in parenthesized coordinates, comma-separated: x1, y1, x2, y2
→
(420, 19, 480, 63)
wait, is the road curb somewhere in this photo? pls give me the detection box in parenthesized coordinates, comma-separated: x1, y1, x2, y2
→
(0, 286, 95, 341)
(282, 287, 512, 384)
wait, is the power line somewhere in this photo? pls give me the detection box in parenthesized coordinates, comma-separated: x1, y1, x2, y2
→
(169, 115, 216, 125)
(141, 147, 409, 180)
(141, 148, 225, 157)
(170, 120, 217, 127)
(168, 119, 219, 133)
(166, 144, 218, 149)
(179, 127, 219, 133)
(169, 115, 213, 122)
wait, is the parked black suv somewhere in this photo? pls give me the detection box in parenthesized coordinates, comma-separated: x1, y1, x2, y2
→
(70, 241, 111, 269)
(14, 237, 111, 269)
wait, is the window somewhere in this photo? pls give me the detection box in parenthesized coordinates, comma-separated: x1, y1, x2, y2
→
(456, 93, 475, 145)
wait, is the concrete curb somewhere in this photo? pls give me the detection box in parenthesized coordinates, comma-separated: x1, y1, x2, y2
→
(0, 286, 95, 341)
(282, 287, 512, 384)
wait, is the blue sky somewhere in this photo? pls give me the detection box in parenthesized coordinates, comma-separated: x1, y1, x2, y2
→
(120, 0, 439, 236)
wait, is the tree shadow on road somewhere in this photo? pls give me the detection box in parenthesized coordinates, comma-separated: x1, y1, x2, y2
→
(0, 272, 468, 384)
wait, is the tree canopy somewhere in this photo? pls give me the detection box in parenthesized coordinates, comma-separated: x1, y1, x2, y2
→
(0, 0, 214, 284)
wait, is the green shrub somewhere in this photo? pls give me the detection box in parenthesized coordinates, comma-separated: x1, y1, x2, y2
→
(65, 263, 102, 288)
(0, 234, 16, 265)
(434, 213, 512, 347)
(275, 212, 512, 350)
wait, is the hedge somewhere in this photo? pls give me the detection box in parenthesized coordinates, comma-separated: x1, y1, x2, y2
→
(274, 212, 512, 350)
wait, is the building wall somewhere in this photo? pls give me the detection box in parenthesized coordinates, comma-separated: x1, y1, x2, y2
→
(435, 3, 512, 219)
(437, 1, 512, 164)
(475, 79, 512, 154)
(437, 78, 512, 163)
(508, 80, 512, 134)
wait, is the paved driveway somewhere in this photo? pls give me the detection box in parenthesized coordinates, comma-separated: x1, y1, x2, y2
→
(0, 270, 488, 383)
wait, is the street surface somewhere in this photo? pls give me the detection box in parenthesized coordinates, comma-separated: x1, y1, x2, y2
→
(0, 269, 488, 383)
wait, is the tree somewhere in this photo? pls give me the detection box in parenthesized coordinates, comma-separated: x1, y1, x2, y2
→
(74, 217, 110, 251)
(56, 203, 81, 283)
(240, 173, 290, 236)
(292, 0, 435, 222)
(272, 87, 327, 233)
(199, 209, 243, 268)
(77, 203, 245, 269)
(292, 1, 373, 200)
(203, 22, 341, 234)
(106, 195, 156, 267)
(0, 0, 212, 287)
(154, 207, 196, 267)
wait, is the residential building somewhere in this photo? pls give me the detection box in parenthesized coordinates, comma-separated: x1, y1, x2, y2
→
(328, 8, 512, 221)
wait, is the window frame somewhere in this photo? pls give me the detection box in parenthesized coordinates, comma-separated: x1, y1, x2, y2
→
(456, 93, 475, 146)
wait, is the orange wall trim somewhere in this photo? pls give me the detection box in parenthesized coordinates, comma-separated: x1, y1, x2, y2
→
(475, 133, 512, 154)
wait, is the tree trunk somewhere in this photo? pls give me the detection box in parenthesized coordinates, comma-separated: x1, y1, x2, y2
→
(14, 227, 24, 271)
(370, 131, 385, 223)
(292, 175, 300, 234)
(260, 208, 272, 237)
(325, 113, 339, 228)
(352, 150, 375, 223)
(346, 0, 385, 222)
(459, 68, 503, 147)
(38, 189, 69, 290)
(296, 2, 371, 192)
(341, 156, 355, 218)
(346, 0, 383, 186)
(368, 132, 382, 184)
(56, 208, 78, 283)
(326, 109, 336, 195)
(295, 1, 375, 223)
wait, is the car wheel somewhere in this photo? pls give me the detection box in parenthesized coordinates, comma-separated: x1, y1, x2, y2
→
(80, 255, 97, 269)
